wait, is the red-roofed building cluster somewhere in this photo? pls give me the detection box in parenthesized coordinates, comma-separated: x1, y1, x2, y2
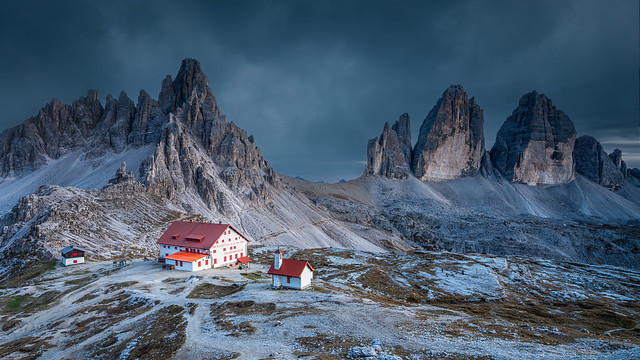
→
(157, 221, 250, 271)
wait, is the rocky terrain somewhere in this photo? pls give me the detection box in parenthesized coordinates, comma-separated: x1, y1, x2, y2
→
(0, 247, 638, 359)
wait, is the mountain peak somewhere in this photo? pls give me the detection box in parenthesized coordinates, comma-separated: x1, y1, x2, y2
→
(364, 113, 412, 179)
(490, 91, 576, 185)
(412, 85, 485, 181)
(158, 58, 220, 117)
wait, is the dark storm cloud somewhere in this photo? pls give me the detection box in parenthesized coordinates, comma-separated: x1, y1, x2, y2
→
(0, 0, 637, 182)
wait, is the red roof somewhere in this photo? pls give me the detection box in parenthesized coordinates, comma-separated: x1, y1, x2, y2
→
(268, 259, 314, 278)
(163, 251, 207, 262)
(237, 256, 252, 264)
(157, 221, 250, 250)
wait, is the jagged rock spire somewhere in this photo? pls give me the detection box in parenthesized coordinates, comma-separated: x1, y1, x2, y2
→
(573, 135, 624, 191)
(412, 85, 485, 181)
(159, 58, 221, 118)
(364, 113, 412, 179)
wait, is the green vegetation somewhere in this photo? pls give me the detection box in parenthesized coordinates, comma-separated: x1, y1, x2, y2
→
(2, 291, 61, 314)
(0, 259, 59, 289)
(187, 283, 246, 299)
(240, 271, 266, 280)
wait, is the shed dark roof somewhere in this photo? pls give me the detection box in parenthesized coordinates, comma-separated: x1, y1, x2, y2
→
(61, 246, 87, 255)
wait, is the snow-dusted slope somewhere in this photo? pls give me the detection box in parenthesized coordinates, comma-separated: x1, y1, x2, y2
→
(0, 146, 154, 216)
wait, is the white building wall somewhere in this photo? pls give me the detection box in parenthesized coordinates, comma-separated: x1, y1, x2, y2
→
(300, 266, 313, 288)
(167, 255, 211, 271)
(210, 228, 249, 268)
(62, 257, 84, 266)
(272, 266, 313, 289)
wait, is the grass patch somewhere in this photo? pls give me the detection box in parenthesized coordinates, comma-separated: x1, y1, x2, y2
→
(309, 285, 331, 294)
(104, 281, 138, 293)
(294, 333, 361, 358)
(0, 259, 59, 289)
(70, 291, 155, 343)
(187, 283, 246, 299)
(240, 271, 267, 280)
(210, 300, 276, 336)
(0, 336, 53, 360)
(1, 291, 61, 314)
(64, 276, 95, 286)
(68, 270, 91, 276)
(93, 305, 187, 360)
(2, 318, 21, 332)
(5, 296, 25, 311)
(72, 293, 100, 304)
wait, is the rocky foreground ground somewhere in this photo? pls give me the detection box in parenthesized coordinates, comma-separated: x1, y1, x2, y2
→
(0, 246, 638, 360)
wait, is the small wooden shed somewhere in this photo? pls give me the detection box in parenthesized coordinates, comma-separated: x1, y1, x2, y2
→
(61, 246, 86, 266)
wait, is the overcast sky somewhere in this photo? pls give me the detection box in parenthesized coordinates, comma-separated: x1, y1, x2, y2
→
(0, 0, 638, 182)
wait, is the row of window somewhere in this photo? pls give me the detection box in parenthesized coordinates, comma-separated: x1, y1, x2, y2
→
(220, 236, 240, 243)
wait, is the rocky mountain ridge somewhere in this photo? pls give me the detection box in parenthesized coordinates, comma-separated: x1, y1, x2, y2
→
(0, 59, 278, 211)
(364, 87, 635, 192)
(0, 59, 411, 272)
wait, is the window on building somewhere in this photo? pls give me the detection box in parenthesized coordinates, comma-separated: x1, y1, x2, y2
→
(287, 276, 291, 283)
(224, 256, 227, 262)
(205, 259, 209, 265)
(74, 260, 78, 264)
(241, 252, 243, 257)
(198, 261, 201, 267)
(223, 248, 226, 252)
(213, 250, 216, 253)
(214, 259, 217, 264)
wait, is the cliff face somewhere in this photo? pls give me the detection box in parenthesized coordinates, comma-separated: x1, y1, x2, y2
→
(140, 59, 278, 211)
(412, 85, 485, 181)
(490, 91, 577, 185)
(363, 113, 412, 179)
(573, 136, 626, 191)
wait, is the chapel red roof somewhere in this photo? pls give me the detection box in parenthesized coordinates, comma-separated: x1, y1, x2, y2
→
(237, 256, 252, 264)
(268, 259, 315, 278)
(157, 221, 250, 250)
